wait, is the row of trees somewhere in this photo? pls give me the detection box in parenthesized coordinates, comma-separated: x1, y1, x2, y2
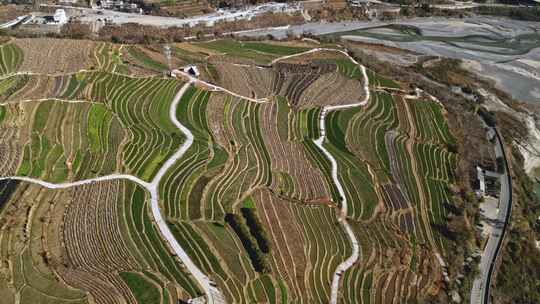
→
(225, 210, 272, 273)
(240, 207, 271, 254)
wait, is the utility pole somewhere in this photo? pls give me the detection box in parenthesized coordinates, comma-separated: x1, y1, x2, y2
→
(164, 44, 172, 75)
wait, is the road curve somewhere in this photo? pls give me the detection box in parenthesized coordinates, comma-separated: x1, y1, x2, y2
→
(311, 55, 369, 304)
(314, 107, 360, 304)
(0, 81, 225, 304)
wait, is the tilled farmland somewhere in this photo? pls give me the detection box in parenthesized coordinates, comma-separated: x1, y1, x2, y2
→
(0, 38, 465, 304)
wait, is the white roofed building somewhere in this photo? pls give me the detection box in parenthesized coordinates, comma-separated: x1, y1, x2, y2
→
(53, 9, 68, 24)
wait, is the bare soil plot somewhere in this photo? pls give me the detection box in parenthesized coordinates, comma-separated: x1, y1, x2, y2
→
(13, 38, 98, 74)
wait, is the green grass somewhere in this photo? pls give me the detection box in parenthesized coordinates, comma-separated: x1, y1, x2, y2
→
(366, 69, 400, 89)
(260, 275, 276, 304)
(2, 71, 187, 182)
(169, 222, 227, 279)
(292, 106, 321, 140)
(0, 105, 5, 123)
(87, 103, 111, 153)
(278, 279, 288, 304)
(160, 86, 231, 220)
(242, 196, 256, 209)
(242, 42, 310, 57)
(322, 105, 383, 219)
(0, 43, 23, 75)
(8, 100, 121, 181)
(196, 40, 311, 64)
(291, 205, 351, 302)
(119, 272, 161, 304)
(77, 72, 184, 180)
(127, 46, 168, 72)
(302, 139, 340, 203)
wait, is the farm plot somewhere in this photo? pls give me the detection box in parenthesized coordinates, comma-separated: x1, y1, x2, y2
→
(0, 72, 187, 182)
(163, 207, 276, 303)
(408, 99, 455, 145)
(206, 60, 275, 99)
(159, 85, 228, 220)
(157, 84, 352, 303)
(320, 91, 400, 221)
(260, 97, 332, 203)
(94, 42, 130, 75)
(0, 40, 463, 304)
(253, 189, 352, 303)
(13, 38, 98, 74)
(171, 44, 207, 64)
(124, 45, 170, 75)
(193, 39, 311, 64)
(0, 100, 125, 182)
(272, 62, 365, 108)
(366, 69, 401, 89)
(77, 72, 186, 181)
(166, 188, 353, 304)
(154, 0, 213, 18)
(0, 106, 22, 176)
(339, 218, 443, 304)
(0, 180, 201, 304)
(0, 42, 23, 75)
(199, 92, 271, 220)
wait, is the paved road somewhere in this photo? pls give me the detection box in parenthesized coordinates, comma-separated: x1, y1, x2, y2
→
(0, 81, 226, 304)
(470, 127, 512, 304)
(315, 107, 361, 304)
(310, 50, 369, 304)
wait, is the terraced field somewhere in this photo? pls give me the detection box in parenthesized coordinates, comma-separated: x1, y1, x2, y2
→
(324, 91, 458, 303)
(0, 42, 22, 75)
(0, 38, 462, 304)
(0, 179, 201, 304)
(0, 72, 186, 181)
(0, 100, 124, 182)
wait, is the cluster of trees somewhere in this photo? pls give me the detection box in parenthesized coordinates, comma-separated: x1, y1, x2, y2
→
(240, 208, 271, 253)
(0, 179, 18, 209)
(225, 209, 272, 273)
